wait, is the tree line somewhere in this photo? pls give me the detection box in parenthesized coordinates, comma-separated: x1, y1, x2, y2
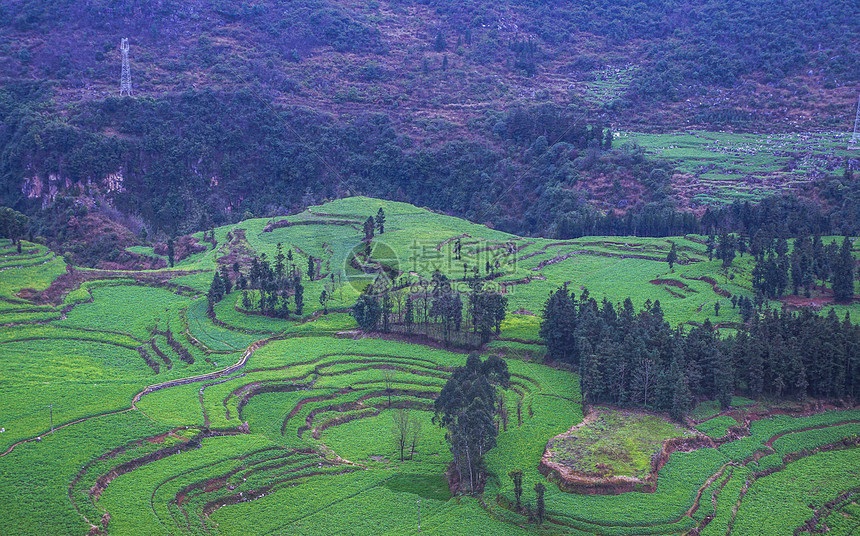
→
(351, 270, 507, 347)
(541, 286, 860, 419)
(751, 235, 855, 302)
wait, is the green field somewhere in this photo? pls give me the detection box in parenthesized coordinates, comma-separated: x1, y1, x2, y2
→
(621, 130, 856, 207)
(0, 199, 858, 535)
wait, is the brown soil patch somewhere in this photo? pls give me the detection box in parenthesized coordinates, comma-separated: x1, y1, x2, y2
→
(684, 276, 731, 298)
(263, 218, 360, 232)
(780, 285, 860, 310)
(650, 278, 691, 290)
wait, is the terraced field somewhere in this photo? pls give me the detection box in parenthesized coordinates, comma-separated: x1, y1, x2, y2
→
(622, 130, 856, 208)
(0, 198, 858, 535)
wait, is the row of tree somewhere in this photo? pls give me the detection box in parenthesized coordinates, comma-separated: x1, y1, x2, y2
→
(541, 287, 860, 419)
(351, 270, 507, 347)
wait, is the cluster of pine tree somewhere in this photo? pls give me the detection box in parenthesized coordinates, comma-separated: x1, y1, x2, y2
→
(541, 287, 860, 420)
(752, 236, 855, 301)
(207, 243, 309, 318)
(351, 269, 507, 347)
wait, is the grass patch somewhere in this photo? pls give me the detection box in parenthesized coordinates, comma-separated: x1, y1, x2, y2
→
(545, 407, 692, 480)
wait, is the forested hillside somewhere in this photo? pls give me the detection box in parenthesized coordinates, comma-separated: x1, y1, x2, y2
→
(1, 0, 858, 259)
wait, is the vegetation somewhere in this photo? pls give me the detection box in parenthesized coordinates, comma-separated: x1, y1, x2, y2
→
(0, 198, 857, 536)
(2, 0, 859, 531)
(541, 285, 860, 417)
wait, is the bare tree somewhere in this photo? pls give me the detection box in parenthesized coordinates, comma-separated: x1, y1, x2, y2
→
(392, 408, 411, 462)
(634, 358, 656, 408)
(382, 368, 395, 408)
(409, 417, 422, 460)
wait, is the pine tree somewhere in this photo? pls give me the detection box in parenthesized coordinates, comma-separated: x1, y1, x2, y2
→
(539, 285, 578, 365)
(275, 242, 285, 279)
(307, 255, 315, 281)
(207, 271, 225, 310)
(509, 470, 523, 510)
(382, 291, 392, 333)
(405, 297, 414, 333)
(534, 482, 546, 525)
(294, 280, 304, 315)
(717, 233, 735, 268)
(715, 349, 733, 409)
(832, 237, 855, 302)
(376, 207, 386, 234)
(667, 242, 678, 271)
(364, 217, 375, 242)
(669, 344, 691, 421)
(220, 265, 232, 295)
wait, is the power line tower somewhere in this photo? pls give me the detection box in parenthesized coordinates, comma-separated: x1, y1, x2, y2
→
(850, 93, 860, 149)
(119, 38, 133, 97)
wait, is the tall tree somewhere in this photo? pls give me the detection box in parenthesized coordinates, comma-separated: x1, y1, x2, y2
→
(376, 207, 386, 234)
(275, 242, 285, 279)
(717, 234, 735, 268)
(534, 482, 546, 525)
(382, 291, 393, 333)
(434, 354, 509, 493)
(539, 285, 578, 364)
(207, 271, 225, 310)
(667, 242, 678, 271)
(167, 238, 175, 268)
(294, 279, 304, 315)
(833, 237, 855, 302)
(405, 297, 414, 333)
(363, 217, 375, 242)
(220, 265, 233, 295)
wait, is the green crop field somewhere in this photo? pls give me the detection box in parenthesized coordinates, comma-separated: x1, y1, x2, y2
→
(0, 199, 858, 535)
(619, 130, 856, 208)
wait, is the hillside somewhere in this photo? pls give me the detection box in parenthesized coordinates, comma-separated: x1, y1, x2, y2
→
(3, 0, 858, 129)
(0, 197, 858, 535)
(1, 0, 859, 250)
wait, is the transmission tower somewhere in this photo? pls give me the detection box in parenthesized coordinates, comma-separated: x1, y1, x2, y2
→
(119, 38, 132, 97)
(851, 93, 860, 149)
